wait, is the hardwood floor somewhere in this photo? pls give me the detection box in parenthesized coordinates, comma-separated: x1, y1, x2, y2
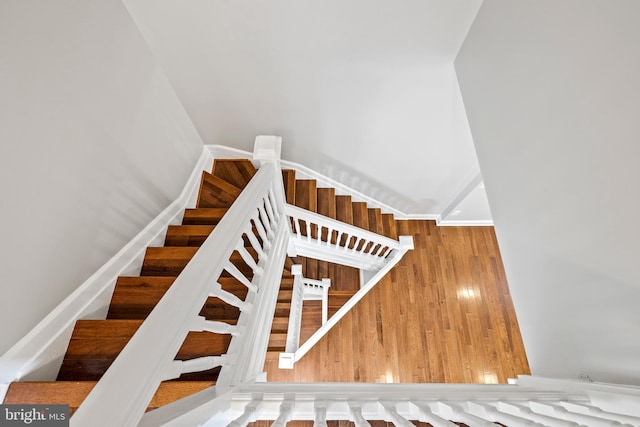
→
(264, 220, 530, 384)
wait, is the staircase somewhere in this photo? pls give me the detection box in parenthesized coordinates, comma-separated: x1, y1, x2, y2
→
(3, 159, 260, 414)
(2, 155, 405, 419)
(267, 169, 400, 361)
(3, 139, 640, 426)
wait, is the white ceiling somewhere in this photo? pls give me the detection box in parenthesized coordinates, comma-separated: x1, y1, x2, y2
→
(123, 0, 484, 215)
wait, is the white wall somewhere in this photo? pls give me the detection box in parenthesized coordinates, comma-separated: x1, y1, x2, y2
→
(0, 0, 203, 355)
(456, 0, 640, 384)
(123, 0, 483, 215)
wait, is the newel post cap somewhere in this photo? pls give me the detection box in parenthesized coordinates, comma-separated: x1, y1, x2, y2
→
(253, 135, 282, 162)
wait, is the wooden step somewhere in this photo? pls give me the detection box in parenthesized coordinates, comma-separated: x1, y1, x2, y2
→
(196, 171, 242, 208)
(140, 247, 255, 277)
(279, 277, 294, 290)
(277, 289, 293, 302)
(182, 208, 228, 225)
(381, 213, 398, 240)
(294, 180, 317, 212)
(165, 225, 215, 246)
(270, 316, 289, 333)
(274, 302, 291, 318)
(267, 332, 287, 351)
(282, 169, 296, 204)
(57, 320, 231, 381)
(108, 276, 247, 320)
(3, 381, 214, 416)
(212, 159, 257, 190)
(367, 208, 384, 235)
(351, 202, 369, 231)
(317, 187, 336, 219)
(335, 195, 354, 225)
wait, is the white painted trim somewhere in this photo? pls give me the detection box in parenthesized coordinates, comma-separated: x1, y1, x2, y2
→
(205, 144, 493, 225)
(440, 172, 483, 220)
(0, 147, 212, 384)
(205, 145, 440, 221)
(437, 220, 494, 226)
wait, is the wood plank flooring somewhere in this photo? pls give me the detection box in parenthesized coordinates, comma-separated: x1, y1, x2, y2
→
(264, 220, 530, 384)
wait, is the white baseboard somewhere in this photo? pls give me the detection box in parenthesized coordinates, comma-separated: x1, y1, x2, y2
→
(0, 147, 212, 383)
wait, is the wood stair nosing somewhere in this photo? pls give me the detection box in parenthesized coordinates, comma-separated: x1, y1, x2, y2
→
(212, 159, 257, 190)
(3, 381, 216, 415)
(196, 171, 242, 209)
(140, 246, 257, 277)
(282, 169, 296, 205)
(56, 320, 233, 381)
(182, 208, 229, 225)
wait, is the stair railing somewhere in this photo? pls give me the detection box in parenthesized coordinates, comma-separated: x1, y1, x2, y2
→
(138, 377, 640, 426)
(280, 232, 414, 369)
(71, 137, 288, 427)
(286, 204, 405, 271)
(284, 265, 331, 356)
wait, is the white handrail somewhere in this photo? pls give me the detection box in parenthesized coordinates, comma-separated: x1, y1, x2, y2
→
(71, 140, 287, 426)
(286, 204, 400, 270)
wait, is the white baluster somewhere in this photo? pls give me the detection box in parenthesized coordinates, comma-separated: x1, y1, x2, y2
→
(292, 216, 301, 238)
(499, 402, 580, 427)
(531, 401, 631, 427)
(236, 243, 263, 275)
(244, 225, 265, 258)
(163, 355, 226, 380)
(224, 261, 258, 292)
(210, 281, 251, 312)
(440, 402, 500, 426)
(336, 231, 344, 248)
(268, 187, 279, 217)
(229, 397, 263, 427)
(192, 315, 239, 335)
(321, 278, 330, 325)
(264, 196, 277, 231)
(468, 401, 546, 427)
(257, 205, 274, 239)
(272, 396, 294, 427)
(381, 401, 414, 427)
(306, 220, 312, 241)
(412, 401, 458, 427)
(314, 400, 328, 427)
(348, 402, 371, 427)
(560, 401, 640, 426)
(253, 213, 270, 246)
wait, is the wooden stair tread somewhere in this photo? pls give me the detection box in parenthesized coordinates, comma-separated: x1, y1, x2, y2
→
(351, 202, 369, 230)
(57, 320, 231, 381)
(196, 171, 242, 208)
(381, 213, 398, 240)
(108, 276, 248, 320)
(317, 187, 336, 219)
(294, 180, 317, 212)
(165, 224, 215, 246)
(282, 169, 296, 205)
(335, 195, 354, 225)
(3, 381, 215, 414)
(182, 208, 228, 225)
(367, 208, 384, 235)
(140, 247, 256, 277)
(212, 159, 257, 190)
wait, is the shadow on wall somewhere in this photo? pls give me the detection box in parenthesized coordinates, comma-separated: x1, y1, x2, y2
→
(311, 152, 435, 214)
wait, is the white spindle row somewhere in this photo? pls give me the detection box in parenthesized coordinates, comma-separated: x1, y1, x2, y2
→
(222, 385, 640, 427)
(285, 204, 401, 271)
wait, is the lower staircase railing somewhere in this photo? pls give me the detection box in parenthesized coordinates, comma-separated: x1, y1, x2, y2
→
(140, 377, 640, 426)
(71, 139, 288, 427)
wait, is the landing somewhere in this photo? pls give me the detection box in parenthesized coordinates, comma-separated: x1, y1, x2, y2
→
(264, 220, 530, 383)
